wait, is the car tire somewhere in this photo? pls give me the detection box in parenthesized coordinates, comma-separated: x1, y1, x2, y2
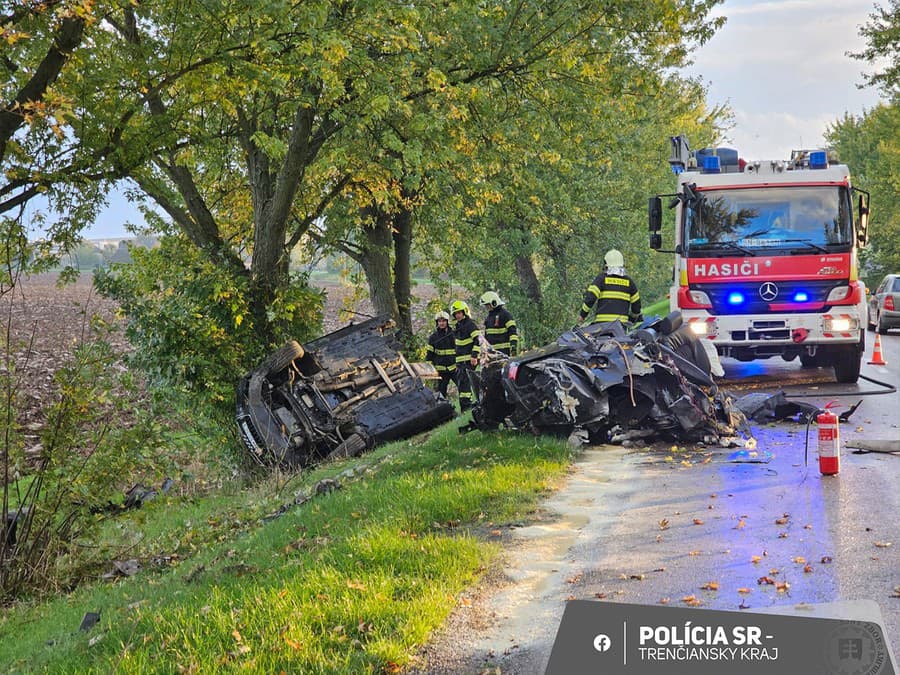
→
(661, 326, 712, 376)
(260, 340, 305, 375)
(325, 433, 368, 462)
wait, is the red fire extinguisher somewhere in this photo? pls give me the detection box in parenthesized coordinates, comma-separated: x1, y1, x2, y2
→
(817, 401, 841, 475)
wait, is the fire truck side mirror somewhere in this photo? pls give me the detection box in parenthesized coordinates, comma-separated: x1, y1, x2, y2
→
(857, 194, 870, 246)
(649, 197, 662, 249)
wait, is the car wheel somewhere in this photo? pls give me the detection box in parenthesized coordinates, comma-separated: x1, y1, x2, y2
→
(260, 340, 305, 375)
(325, 433, 368, 461)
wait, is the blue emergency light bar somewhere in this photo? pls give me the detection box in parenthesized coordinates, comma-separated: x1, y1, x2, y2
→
(809, 151, 828, 169)
(727, 291, 745, 306)
(793, 291, 809, 302)
(702, 155, 721, 173)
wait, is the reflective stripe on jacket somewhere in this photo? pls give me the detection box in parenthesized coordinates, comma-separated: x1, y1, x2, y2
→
(579, 272, 642, 324)
(484, 306, 518, 355)
(426, 327, 457, 372)
(454, 317, 482, 362)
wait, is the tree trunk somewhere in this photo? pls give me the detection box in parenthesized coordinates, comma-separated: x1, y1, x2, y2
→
(515, 253, 542, 306)
(359, 213, 399, 321)
(392, 204, 414, 341)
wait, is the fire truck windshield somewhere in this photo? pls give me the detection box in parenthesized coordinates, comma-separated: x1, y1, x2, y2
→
(684, 186, 852, 253)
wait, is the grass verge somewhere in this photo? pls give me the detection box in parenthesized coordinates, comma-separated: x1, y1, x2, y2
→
(0, 420, 571, 673)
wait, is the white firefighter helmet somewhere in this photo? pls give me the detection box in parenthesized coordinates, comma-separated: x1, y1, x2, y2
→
(434, 310, 450, 322)
(479, 290, 504, 308)
(604, 249, 625, 268)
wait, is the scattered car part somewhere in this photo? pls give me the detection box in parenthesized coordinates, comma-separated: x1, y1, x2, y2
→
(467, 312, 752, 445)
(236, 316, 456, 468)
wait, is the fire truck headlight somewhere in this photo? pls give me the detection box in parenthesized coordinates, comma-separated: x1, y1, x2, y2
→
(689, 321, 709, 336)
(826, 286, 851, 302)
(825, 317, 855, 332)
(689, 290, 711, 306)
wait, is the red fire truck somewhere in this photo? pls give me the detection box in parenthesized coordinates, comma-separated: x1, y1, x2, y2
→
(649, 135, 870, 383)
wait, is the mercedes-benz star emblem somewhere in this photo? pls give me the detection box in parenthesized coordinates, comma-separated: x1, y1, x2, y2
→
(759, 282, 779, 302)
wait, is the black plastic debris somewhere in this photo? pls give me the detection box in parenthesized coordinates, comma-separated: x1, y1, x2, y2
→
(79, 612, 101, 632)
(734, 391, 819, 423)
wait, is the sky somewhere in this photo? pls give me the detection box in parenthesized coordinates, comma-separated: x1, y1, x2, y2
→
(73, 0, 888, 239)
(686, 0, 884, 160)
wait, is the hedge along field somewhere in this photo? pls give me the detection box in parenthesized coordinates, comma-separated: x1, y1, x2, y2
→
(0, 420, 571, 673)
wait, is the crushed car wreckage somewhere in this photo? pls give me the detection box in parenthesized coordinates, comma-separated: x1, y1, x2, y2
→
(237, 316, 456, 468)
(467, 312, 752, 446)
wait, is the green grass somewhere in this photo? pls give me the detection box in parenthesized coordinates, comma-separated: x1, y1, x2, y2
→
(0, 421, 571, 673)
(643, 297, 671, 318)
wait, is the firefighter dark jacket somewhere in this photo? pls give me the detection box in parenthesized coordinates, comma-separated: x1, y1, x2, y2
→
(453, 316, 482, 362)
(580, 272, 642, 324)
(484, 306, 519, 355)
(426, 327, 457, 373)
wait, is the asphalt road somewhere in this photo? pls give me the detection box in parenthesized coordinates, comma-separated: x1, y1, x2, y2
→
(417, 332, 900, 674)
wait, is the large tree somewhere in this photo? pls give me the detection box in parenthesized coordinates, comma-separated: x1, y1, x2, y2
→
(76, 1, 723, 343)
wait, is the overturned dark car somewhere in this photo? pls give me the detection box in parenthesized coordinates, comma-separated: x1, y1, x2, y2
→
(469, 312, 750, 445)
(237, 317, 456, 468)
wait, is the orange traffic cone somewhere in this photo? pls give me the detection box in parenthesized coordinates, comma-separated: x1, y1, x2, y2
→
(868, 332, 887, 365)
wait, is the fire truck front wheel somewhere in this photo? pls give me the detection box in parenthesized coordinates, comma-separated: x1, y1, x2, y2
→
(832, 343, 862, 384)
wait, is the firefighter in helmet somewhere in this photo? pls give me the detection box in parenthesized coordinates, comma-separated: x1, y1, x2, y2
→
(425, 310, 456, 398)
(480, 291, 519, 356)
(450, 300, 481, 412)
(578, 249, 642, 325)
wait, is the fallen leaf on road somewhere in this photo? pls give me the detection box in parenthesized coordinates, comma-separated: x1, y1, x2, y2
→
(689, 550, 702, 556)
(659, 519, 670, 530)
(737, 588, 751, 594)
(803, 565, 813, 573)
(735, 519, 746, 530)
(804, 524, 813, 530)
(792, 556, 806, 564)
(775, 516, 789, 525)
(757, 576, 776, 585)
(693, 518, 704, 525)
(701, 581, 719, 591)
(659, 598, 670, 605)
(776, 581, 790, 593)
(751, 555, 762, 564)
(681, 594, 702, 606)
(821, 556, 833, 564)
(777, 532, 789, 539)
(630, 574, 646, 581)
(874, 542, 892, 548)
(595, 592, 608, 599)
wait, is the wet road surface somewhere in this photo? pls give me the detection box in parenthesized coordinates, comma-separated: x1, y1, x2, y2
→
(417, 333, 900, 673)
